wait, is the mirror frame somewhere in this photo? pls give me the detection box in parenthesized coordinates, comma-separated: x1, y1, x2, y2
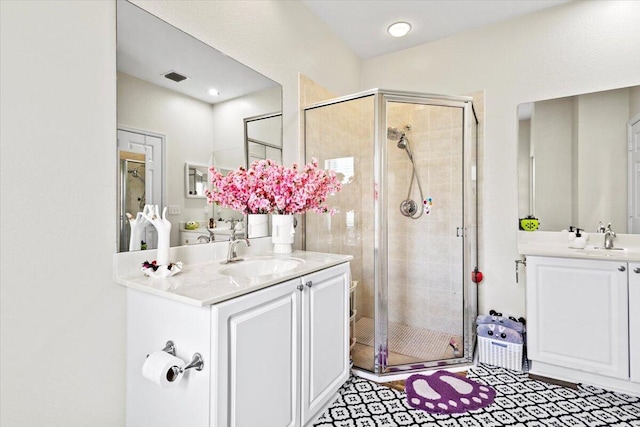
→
(185, 162, 209, 199)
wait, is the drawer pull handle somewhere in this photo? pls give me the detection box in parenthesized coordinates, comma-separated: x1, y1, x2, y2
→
(634, 268, 640, 274)
(305, 281, 313, 288)
(618, 266, 626, 272)
(297, 284, 304, 291)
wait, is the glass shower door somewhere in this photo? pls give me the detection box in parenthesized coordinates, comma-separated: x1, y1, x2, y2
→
(303, 94, 378, 372)
(378, 96, 471, 373)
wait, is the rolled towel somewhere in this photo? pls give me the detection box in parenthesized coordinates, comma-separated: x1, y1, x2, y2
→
(476, 315, 525, 333)
(477, 324, 523, 345)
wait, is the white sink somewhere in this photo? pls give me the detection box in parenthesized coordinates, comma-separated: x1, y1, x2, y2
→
(218, 257, 304, 278)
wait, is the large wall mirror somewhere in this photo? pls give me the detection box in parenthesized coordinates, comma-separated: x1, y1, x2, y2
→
(116, 0, 282, 252)
(518, 85, 640, 234)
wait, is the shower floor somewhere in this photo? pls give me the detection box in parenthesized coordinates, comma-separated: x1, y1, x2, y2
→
(352, 317, 462, 371)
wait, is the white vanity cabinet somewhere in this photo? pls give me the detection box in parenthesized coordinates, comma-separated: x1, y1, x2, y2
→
(629, 262, 640, 383)
(526, 256, 640, 395)
(212, 264, 349, 427)
(179, 229, 210, 245)
(126, 261, 350, 427)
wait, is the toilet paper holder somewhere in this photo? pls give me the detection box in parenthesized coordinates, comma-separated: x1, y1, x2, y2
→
(149, 340, 205, 375)
(160, 340, 176, 356)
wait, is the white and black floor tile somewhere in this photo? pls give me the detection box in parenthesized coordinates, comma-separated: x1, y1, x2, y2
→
(315, 364, 640, 427)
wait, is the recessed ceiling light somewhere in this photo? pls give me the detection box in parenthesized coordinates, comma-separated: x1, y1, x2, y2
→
(387, 21, 411, 38)
(208, 88, 220, 96)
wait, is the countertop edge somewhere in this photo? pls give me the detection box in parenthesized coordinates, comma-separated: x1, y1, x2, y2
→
(518, 246, 640, 262)
(114, 251, 353, 307)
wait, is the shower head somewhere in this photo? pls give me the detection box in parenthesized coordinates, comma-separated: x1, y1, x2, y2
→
(387, 126, 410, 149)
(387, 127, 404, 141)
(397, 135, 408, 150)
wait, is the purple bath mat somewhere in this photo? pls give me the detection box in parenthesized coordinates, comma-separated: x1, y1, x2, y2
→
(405, 371, 495, 414)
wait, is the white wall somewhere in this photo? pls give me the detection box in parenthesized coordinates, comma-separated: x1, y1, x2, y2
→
(631, 86, 640, 119)
(0, 1, 360, 426)
(361, 0, 640, 316)
(0, 1, 122, 426)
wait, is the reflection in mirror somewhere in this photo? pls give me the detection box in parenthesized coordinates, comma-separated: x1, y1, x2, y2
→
(245, 112, 283, 165)
(518, 85, 640, 233)
(185, 163, 209, 198)
(119, 151, 148, 252)
(116, 1, 282, 251)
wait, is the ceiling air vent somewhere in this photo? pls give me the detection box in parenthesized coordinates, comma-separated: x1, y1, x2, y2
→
(163, 71, 188, 83)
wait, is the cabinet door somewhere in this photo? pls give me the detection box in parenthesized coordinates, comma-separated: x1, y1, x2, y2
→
(301, 264, 350, 425)
(213, 278, 301, 427)
(630, 262, 640, 383)
(527, 256, 629, 379)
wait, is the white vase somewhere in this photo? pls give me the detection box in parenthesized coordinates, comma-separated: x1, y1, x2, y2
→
(247, 214, 269, 238)
(271, 214, 295, 254)
(155, 226, 171, 266)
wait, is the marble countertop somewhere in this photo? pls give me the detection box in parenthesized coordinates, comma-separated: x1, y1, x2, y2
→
(114, 249, 352, 307)
(517, 231, 640, 262)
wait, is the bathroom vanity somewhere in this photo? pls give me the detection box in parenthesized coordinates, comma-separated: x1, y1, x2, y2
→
(519, 231, 640, 396)
(115, 245, 352, 427)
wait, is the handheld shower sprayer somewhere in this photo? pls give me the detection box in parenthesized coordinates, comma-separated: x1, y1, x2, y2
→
(387, 125, 424, 219)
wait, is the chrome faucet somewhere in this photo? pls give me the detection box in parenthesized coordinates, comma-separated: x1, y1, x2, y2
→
(597, 221, 606, 233)
(225, 219, 238, 241)
(196, 228, 215, 243)
(221, 238, 250, 264)
(603, 223, 616, 249)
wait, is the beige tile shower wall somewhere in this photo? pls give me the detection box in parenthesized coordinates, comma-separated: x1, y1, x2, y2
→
(300, 76, 375, 322)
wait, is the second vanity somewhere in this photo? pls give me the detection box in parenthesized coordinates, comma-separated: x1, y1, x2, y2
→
(518, 231, 640, 397)
(114, 239, 352, 427)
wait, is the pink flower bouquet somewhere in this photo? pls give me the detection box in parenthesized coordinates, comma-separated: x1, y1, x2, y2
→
(205, 159, 342, 215)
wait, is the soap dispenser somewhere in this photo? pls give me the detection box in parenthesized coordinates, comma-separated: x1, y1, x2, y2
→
(569, 228, 588, 249)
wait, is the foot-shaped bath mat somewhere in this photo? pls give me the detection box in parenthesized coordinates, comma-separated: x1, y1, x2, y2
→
(405, 371, 495, 414)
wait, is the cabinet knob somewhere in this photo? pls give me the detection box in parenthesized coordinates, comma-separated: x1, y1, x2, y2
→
(305, 281, 313, 288)
(618, 266, 626, 272)
(297, 284, 304, 291)
(634, 268, 640, 274)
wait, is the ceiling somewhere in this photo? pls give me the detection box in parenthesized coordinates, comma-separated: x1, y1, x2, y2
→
(117, 1, 571, 104)
(302, 0, 571, 59)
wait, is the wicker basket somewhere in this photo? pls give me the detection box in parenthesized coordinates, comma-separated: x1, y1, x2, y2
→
(477, 335, 523, 371)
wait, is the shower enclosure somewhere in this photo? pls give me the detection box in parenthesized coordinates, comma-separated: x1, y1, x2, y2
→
(119, 158, 146, 252)
(304, 89, 478, 378)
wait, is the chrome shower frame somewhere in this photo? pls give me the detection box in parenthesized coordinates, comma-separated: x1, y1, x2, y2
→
(303, 88, 479, 380)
